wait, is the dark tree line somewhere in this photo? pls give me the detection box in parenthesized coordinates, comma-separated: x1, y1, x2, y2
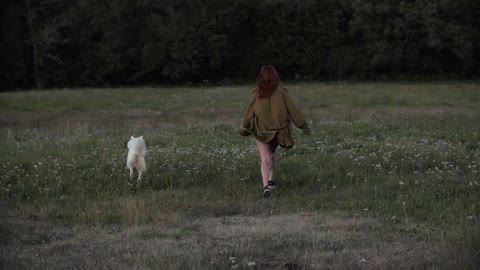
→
(1, 0, 479, 90)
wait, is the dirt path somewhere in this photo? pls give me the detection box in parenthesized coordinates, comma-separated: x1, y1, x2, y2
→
(1, 211, 451, 269)
(0, 104, 472, 130)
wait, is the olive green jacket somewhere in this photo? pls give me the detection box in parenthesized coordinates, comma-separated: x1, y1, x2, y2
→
(240, 87, 307, 148)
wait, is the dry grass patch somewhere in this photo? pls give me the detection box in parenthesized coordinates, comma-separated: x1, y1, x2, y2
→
(2, 209, 475, 269)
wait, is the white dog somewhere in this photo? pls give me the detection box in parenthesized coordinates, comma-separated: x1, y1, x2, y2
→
(126, 135, 147, 183)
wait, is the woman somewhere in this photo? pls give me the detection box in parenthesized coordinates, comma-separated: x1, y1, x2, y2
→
(240, 65, 310, 198)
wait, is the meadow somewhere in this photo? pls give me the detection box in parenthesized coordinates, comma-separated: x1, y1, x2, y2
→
(0, 82, 479, 269)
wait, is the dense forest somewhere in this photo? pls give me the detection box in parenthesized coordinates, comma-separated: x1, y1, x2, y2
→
(1, 0, 479, 90)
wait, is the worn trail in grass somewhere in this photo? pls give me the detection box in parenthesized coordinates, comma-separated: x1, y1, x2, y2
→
(4, 207, 476, 270)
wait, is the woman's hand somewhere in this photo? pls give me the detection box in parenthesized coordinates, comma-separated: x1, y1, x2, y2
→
(239, 128, 252, 136)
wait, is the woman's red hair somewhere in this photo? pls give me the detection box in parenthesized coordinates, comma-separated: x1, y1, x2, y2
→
(257, 65, 279, 98)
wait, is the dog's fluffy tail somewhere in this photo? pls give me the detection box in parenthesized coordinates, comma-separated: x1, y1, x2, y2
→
(127, 154, 146, 172)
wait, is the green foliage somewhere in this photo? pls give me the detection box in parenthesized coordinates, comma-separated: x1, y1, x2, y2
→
(0, 0, 30, 89)
(0, 0, 479, 89)
(349, 0, 479, 78)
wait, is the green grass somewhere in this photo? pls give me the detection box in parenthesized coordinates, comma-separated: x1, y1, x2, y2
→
(0, 82, 479, 269)
(1, 82, 478, 222)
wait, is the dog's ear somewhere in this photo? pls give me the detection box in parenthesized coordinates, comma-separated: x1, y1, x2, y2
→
(140, 135, 143, 139)
(131, 135, 134, 139)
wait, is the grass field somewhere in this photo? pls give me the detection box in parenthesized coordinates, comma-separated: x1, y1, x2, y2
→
(0, 82, 479, 269)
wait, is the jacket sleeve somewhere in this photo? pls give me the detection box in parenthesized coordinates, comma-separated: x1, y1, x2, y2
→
(239, 92, 256, 136)
(283, 89, 307, 129)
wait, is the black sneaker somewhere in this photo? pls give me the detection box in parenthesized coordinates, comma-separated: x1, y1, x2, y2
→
(262, 186, 271, 198)
(267, 180, 276, 190)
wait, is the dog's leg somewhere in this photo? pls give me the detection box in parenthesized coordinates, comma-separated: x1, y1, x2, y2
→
(129, 167, 134, 181)
(137, 171, 142, 185)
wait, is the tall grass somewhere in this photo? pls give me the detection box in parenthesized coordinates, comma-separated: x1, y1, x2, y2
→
(1, 82, 478, 223)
